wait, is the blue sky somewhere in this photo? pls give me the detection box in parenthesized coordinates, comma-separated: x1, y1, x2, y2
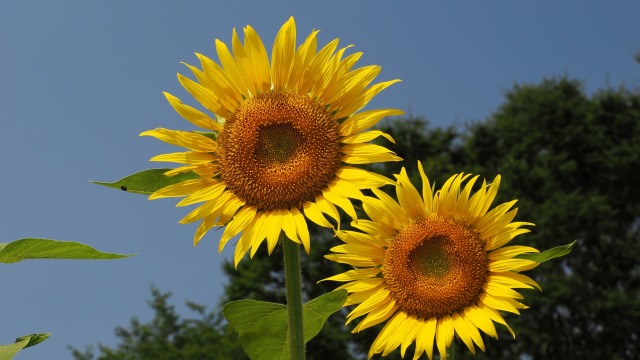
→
(0, 1, 638, 359)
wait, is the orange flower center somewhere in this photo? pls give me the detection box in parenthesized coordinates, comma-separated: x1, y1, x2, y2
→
(217, 92, 342, 211)
(383, 216, 488, 319)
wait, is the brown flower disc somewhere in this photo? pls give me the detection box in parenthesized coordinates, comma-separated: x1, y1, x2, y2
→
(217, 92, 342, 211)
(383, 216, 488, 319)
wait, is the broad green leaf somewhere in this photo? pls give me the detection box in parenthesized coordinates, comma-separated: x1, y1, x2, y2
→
(517, 240, 576, 263)
(0, 333, 49, 360)
(0, 238, 132, 264)
(223, 290, 347, 360)
(92, 168, 199, 195)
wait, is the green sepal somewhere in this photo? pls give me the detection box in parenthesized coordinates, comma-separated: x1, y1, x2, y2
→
(517, 240, 576, 263)
(223, 290, 347, 360)
(0, 333, 50, 360)
(92, 168, 199, 195)
(0, 238, 132, 263)
(194, 131, 218, 141)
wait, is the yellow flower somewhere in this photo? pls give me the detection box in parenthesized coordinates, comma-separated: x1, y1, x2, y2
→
(141, 17, 402, 266)
(325, 163, 540, 359)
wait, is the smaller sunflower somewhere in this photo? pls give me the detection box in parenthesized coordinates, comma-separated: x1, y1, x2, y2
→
(325, 163, 541, 359)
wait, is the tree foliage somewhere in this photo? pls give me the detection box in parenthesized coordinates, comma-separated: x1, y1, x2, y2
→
(73, 75, 639, 359)
(459, 78, 640, 360)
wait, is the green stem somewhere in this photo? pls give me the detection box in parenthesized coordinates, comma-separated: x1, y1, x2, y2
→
(446, 340, 455, 360)
(283, 234, 305, 360)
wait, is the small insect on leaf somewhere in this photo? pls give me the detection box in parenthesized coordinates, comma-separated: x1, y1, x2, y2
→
(120, 186, 128, 191)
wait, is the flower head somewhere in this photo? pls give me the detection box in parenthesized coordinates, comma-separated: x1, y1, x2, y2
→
(142, 17, 402, 265)
(325, 163, 541, 359)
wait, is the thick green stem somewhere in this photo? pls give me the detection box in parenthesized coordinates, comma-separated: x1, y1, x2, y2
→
(283, 235, 305, 360)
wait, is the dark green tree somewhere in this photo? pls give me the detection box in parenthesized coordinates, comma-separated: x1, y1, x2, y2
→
(458, 77, 640, 360)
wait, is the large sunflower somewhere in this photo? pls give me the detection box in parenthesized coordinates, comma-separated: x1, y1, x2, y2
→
(325, 163, 541, 359)
(141, 17, 402, 265)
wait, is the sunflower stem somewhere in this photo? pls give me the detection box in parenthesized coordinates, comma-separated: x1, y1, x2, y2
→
(283, 234, 305, 360)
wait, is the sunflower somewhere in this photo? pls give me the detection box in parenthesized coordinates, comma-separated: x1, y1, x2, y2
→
(325, 163, 541, 359)
(141, 17, 402, 266)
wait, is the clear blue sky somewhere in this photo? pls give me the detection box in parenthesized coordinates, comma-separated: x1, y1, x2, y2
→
(1, 1, 638, 359)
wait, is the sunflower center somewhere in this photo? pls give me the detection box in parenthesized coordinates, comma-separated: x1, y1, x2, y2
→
(383, 216, 488, 320)
(255, 123, 302, 164)
(217, 92, 342, 211)
(409, 236, 451, 278)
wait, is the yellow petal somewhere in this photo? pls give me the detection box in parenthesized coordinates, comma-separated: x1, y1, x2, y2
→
(179, 190, 234, 224)
(149, 151, 215, 165)
(484, 282, 525, 300)
(271, 17, 296, 90)
(327, 178, 365, 201)
(140, 128, 217, 152)
(177, 73, 224, 115)
(291, 207, 310, 253)
(149, 178, 212, 200)
(489, 272, 541, 291)
(336, 278, 384, 293)
(248, 212, 269, 258)
(176, 181, 226, 207)
(215, 194, 246, 225)
(234, 225, 255, 267)
(314, 195, 341, 227)
(218, 206, 257, 252)
(339, 109, 404, 136)
(464, 305, 498, 339)
(288, 30, 319, 90)
(400, 316, 422, 357)
(215, 38, 250, 97)
(478, 302, 515, 338)
(193, 213, 220, 246)
(452, 312, 476, 354)
(243, 25, 271, 92)
(346, 287, 391, 323)
(303, 201, 333, 228)
(264, 210, 283, 254)
(369, 312, 407, 358)
(341, 143, 402, 164)
(489, 258, 538, 272)
(280, 209, 298, 244)
(417, 161, 434, 214)
(415, 317, 437, 360)
(480, 293, 520, 315)
(352, 299, 397, 332)
(335, 79, 401, 119)
(436, 315, 454, 360)
(322, 267, 381, 283)
(322, 189, 357, 221)
(335, 166, 393, 188)
(163, 92, 222, 131)
(394, 167, 427, 219)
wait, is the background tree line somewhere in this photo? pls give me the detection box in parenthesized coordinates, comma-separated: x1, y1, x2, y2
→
(71, 73, 640, 359)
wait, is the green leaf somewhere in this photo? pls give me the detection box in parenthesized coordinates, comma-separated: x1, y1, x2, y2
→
(0, 333, 50, 360)
(13, 333, 50, 349)
(223, 290, 347, 360)
(0, 238, 132, 264)
(92, 168, 199, 195)
(517, 240, 576, 263)
(224, 300, 288, 360)
(301, 289, 348, 342)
